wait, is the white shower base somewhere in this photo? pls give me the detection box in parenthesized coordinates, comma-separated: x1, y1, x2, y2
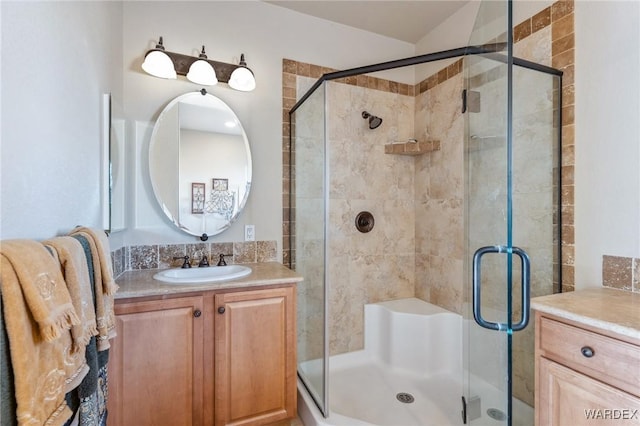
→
(298, 298, 533, 426)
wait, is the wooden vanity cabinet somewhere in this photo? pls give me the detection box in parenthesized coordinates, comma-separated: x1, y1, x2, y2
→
(214, 286, 296, 426)
(108, 295, 205, 426)
(107, 284, 296, 426)
(534, 311, 640, 426)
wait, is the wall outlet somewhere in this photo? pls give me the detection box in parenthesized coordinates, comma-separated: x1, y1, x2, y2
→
(244, 225, 255, 241)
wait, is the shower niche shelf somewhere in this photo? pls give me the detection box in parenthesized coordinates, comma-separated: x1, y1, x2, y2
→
(384, 140, 440, 156)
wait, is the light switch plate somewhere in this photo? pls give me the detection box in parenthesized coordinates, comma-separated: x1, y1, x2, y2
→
(245, 225, 255, 241)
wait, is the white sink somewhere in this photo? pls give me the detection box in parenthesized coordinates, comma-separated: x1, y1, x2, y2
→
(153, 265, 252, 284)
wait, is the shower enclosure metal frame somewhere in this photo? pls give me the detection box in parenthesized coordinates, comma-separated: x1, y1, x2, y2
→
(289, 43, 563, 422)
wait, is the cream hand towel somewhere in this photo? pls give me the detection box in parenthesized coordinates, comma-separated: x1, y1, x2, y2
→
(0, 240, 87, 426)
(68, 227, 118, 351)
(43, 236, 98, 352)
(0, 240, 78, 340)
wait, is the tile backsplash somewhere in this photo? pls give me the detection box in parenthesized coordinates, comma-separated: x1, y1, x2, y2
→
(602, 255, 640, 293)
(111, 240, 278, 278)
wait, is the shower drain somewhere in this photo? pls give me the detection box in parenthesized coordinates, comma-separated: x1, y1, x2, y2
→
(487, 408, 507, 421)
(396, 392, 415, 404)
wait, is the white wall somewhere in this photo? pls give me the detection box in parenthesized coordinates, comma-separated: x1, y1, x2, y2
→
(574, 1, 640, 288)
(1, 1, 123, 241)
(121, 1, 415, 256)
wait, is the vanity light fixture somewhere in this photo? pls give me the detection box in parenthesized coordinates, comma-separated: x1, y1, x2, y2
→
(186, 46, 218, 86)
(141, 37, 177, 79)
(228, 54, 256, 92)
(141, 37, 255, 91)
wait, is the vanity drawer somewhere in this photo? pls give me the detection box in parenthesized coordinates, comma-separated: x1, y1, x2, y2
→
(538, 316, 640, 397)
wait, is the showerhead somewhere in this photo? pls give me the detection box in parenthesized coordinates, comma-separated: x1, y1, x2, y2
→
(362, 111, 383, 130)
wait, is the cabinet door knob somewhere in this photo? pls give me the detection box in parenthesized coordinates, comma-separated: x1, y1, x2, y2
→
(193, 309, 202, 318)
(218, 306, 226, 314)
(581, 346, 595, 358)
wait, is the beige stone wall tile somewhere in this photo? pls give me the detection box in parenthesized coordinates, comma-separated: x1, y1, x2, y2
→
(514, 26, 552, 66)
(426, 256, 463, 314)
(159, 244, 186, 268)
(532, 7, 551, 33)
(514, 19, 532, 43)
(233, 241, 256, 264)
(562, 84, 575, 106)
(414, 254, 430, 302)
(602, 255, 633, 291)
(112, 247, 126, 278)
(257, 240, 277, 262)
(561, 145, 574, 169)
(552, 13, 573, 40)
(211, 242, 234, 263)
(552, 33, 574, 57)
(551, 0, 574, 21)
(185, 243, 208, 261)
(130, 245, 159, 270)
(297, 239, 326, 361)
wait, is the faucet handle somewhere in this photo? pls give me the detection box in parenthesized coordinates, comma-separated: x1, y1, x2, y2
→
(217, 253, 233, 266)
(173, 255, 191, 268)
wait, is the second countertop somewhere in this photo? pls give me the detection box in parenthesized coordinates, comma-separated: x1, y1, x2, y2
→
(532, 287, 640, 340)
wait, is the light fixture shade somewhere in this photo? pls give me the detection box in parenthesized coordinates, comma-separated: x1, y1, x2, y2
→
(186, 59, 218, 86)
(142, 50, 177, 79)
(229, 54, 256, 92)
(142, 38, 177, 79)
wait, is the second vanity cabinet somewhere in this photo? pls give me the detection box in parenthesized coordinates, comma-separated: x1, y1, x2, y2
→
(107, 272, 298, 426)
(533, 289, 640, 426)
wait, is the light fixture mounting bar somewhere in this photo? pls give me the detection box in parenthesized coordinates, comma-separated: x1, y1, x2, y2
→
(161, 50, 240, 84)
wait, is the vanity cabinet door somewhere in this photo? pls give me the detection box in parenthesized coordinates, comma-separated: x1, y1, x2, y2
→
(214, 286, 296, 426)
(108, 296, 204, 426)
(538, 357, 640, 425)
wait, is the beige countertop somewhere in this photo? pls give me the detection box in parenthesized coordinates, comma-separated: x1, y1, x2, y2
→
(532, 287, 640, 340)
(114, 262, 303, 300)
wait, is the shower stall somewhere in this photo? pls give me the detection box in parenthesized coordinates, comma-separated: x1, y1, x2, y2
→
(289, 2, 563, 425)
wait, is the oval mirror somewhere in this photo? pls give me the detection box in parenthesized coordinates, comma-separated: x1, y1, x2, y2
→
(149, 91, 252, 238)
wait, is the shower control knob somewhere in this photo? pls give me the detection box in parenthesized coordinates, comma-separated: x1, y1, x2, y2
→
(218, 306, 226, 314)
(193, 309, 202, 318)
(355, 211, 375, 233)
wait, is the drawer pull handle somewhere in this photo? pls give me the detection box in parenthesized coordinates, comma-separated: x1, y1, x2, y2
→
(193, 309, 202, 318)
(581, 346, 595, 358)
(218, 306, 226, 314)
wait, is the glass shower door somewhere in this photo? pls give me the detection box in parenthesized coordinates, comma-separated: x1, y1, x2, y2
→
(464, 0, 561, 423)
(463, 0, 523, 424)
(291, 81, 329, 416)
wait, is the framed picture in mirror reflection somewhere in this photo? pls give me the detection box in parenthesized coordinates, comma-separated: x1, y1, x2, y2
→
(212, 178, 228, 191)
(191, 182, 205, 214)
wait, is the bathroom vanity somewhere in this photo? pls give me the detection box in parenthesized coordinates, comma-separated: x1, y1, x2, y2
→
(532, 288, 640, 425)
(106, 262, 302, 426)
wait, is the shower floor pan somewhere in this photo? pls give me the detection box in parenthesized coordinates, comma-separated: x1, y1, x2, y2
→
(298, 354, 533, 426)
(297, 298, 533, 426)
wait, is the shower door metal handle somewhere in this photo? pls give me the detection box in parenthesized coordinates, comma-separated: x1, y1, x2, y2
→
(472, 246, 531, 331)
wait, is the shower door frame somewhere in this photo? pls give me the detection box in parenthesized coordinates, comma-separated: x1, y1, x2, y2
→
(288, 45, 563, 420)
